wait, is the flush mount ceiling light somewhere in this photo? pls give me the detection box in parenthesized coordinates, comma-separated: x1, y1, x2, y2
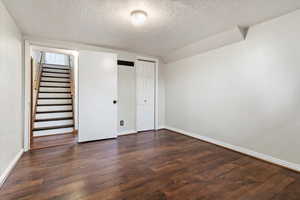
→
(130, 10, 148, 26)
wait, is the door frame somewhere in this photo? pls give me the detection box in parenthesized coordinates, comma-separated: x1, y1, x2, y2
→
(23, 40, 79, 151)
(135, 56, 159, 131)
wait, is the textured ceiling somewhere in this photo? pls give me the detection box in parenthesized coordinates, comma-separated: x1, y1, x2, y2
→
(3, 0, 300, 58)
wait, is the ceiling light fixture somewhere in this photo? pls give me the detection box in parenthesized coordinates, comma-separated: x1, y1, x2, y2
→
(130, 10, 148, 26)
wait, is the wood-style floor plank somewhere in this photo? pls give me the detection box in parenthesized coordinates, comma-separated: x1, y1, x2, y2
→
(31, 133, 77, 150)
(0, 130, 299, 200)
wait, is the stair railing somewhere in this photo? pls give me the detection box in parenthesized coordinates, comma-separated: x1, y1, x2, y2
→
(32, 52, 44, 124)
(69, 55, 76, 134)
(69, 56, 75, 97)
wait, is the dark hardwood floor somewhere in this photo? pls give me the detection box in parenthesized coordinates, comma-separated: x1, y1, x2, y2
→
(1, 130, 300, 200)
(31, 133, 77, 150)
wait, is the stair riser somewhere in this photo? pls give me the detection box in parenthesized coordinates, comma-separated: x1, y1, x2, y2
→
(42, 71, 70, 75)
(41, 77, 70, 82)
(43, 64, 69, 69)
(40, 82, 70, 87)
(37, 105, 72, 112)
(32, 63, 75, 137)
(38, 99, 72, 104)
(39, 93, 71, 98)
(34, 120, 73, 128)
(42, 72, 70, 78)
(42, 68, 70, 73)
(33, 128, 74, 137)
(35, 112, 73, 119)
(39, 87, 71, 92)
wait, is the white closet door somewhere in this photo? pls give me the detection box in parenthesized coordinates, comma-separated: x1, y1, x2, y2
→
(78, 51, 118, 142)
(136, 60, 155, 131)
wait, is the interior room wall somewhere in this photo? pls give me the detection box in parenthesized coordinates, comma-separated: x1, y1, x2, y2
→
(118, 65, 136, 134)
(158, 62, 166, 128)
(24, 36, 148, 63)
(0, 0, 23, 184)
(164, 9, 300, 167)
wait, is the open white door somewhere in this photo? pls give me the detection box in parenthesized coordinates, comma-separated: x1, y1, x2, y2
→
(78, 51, 118, 142)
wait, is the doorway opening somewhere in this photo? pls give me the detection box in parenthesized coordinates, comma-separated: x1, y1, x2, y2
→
(30, 46, 78, 149)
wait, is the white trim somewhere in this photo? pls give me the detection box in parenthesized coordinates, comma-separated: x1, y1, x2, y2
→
(158, 126, 165, 130)
(0, 149, 24, 188)
(24, 41, 79, 151)
(118, 130, 137, 136)
(24, 40, 31, 151)
(165, 126, 300, 172)
(155, 60, 159, 131)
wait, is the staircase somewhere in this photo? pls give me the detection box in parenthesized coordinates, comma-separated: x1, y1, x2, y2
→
(32, 54, 75, 137)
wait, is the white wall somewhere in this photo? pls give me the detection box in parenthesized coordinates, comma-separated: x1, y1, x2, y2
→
(24, 36, 148, 63)
(0, 0, 23, 183)
(118, 65, 136, 134)
(164, 10, 300, 166)
(158, 63, 166, 128)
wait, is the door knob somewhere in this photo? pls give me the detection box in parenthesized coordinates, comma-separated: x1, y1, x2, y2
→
(113, 100, 117, 104)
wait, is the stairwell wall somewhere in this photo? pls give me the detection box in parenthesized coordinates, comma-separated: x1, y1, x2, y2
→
(0, 0, 23, 185)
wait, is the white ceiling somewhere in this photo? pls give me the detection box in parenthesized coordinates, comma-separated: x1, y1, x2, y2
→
(3, 0, 300, 58)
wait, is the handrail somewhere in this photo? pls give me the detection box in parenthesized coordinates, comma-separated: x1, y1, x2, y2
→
(31, 51, 44, 147)
(68, 55, 76, 134)
(69, 55, 75, 97)
(34, 52, 44, 90)
(32, 52, 44, 120)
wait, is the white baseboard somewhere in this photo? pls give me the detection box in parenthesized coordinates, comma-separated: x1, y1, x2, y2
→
(0, 149, 24, 188)
(165, 126, 300, 173)
(118, 130, 137, 136)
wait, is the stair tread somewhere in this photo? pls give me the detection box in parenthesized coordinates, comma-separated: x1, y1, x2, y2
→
(40, 80, 70, 83)
(38, 97, 72, 99)
(36, 110, 73, 114)
(42, 75, 70, 79)
(35, 117, 73, 122)
(40, 85, 70, 88)
(39, 91, 71, 93)
(43, 67, 70, 71)
(37, 103, 72, 106)
(33, 124, 74, 131)
(42, 70, 70, 75)
(42, 63, 70, 67)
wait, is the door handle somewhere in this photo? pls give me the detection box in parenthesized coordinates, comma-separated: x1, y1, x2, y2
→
(113, 100, 117, 104)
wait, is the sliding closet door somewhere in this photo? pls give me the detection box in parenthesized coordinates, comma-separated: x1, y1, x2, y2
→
(78, 51, 118, 142)
(136, 60, 155, 131)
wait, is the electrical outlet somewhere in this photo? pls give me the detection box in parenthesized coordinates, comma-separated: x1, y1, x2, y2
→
(120, 120, 124, 126)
